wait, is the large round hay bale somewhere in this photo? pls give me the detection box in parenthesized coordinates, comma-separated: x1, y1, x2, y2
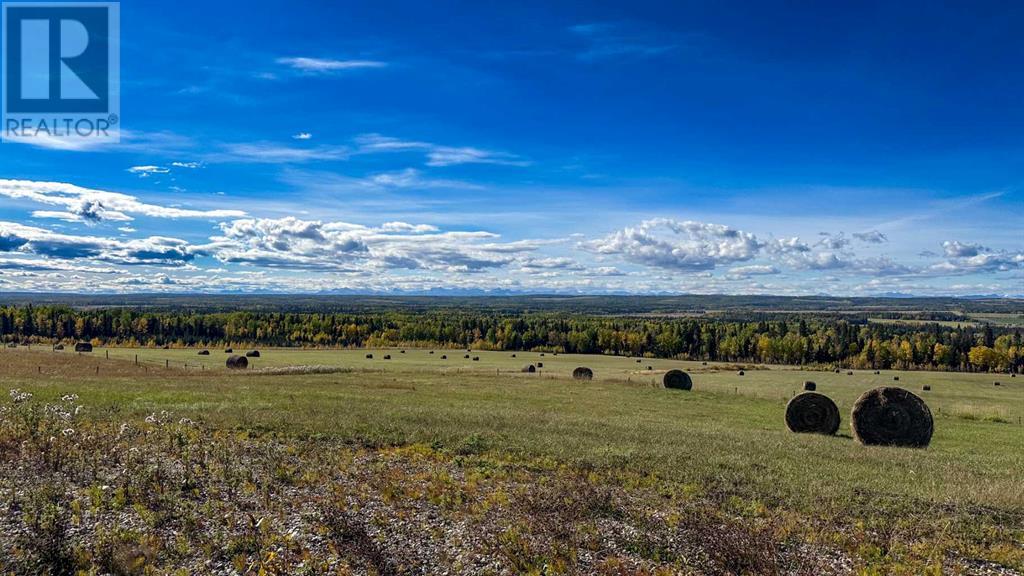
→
(874, 370, 880, 375)
(803, 381, 816, 391)
(511, 353, 517, 358)
(472, 356, 480, 361)
(635, 359, 642, 363)
(646, 365, 653, 371)
(53, 344, 64, 351)
(922, 385, 931, 391)
(663, 369, 693, 390)
(383, 354, 391, 360)
(246, 350, 260, 358)
(74, 342, 93, 353)
(441, 355, 447, 359)
(464, 354, 470, 359)
(429, 350, 435, 355)
(536, 362, 543, 368)
(366, 353, 373, 359)
(994, 381, 1000, 386)
(573, 367, 594, 381)
(539, 353, 545, 357)
(785, 392, 840, 435)
(226, 355, 248, 369)
(847, 371, 854, 376)
(892, 376, 899, 381)
(198, 350, 210, 356)
(225, 348, 233, 353)
(522, 364, 536, 373)
(851, 387, 933, 448)
(737, 370, 745, 376)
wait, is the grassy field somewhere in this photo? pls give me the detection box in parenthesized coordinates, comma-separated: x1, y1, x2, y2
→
(2, 345, 1023, 574)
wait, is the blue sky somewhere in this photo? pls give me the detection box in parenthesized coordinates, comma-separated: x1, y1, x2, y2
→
(1, 0, 1021, 295)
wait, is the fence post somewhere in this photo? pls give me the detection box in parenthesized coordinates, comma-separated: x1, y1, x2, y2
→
(165, 359, 169, 368)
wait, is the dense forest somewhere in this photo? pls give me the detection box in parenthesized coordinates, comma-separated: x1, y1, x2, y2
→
(1, 305, 1020, 373)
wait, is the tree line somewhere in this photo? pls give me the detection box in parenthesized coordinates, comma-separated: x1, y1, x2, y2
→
(1, 305, 1020, 373)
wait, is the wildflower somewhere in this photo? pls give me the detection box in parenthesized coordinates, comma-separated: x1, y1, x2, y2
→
(9, 389, 32, 403)
(61, 428, 75, 437)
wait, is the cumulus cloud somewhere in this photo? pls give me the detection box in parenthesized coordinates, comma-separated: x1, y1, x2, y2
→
(582, 218, 763, 271)
(292, 133, 312, 140)
(0, 222, 197, 266)
(208, 142, 350, 163)
(0, 179, 246, 223)
(209, 217, 540, 273)
(727, 264, 779, 278)
(942, 240, 988, 258)
(853, 230, 888, 243)
(127, 165, 170, 177)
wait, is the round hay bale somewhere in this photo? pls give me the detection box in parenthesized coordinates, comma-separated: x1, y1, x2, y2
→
(874, 370, 880, 375)
(835, 369, 841, 374)
(246, 350, 260, 358)
(540, 353, 545, 357)
(536, 362, 543, 368)
(573, 366, 594, 381)
(400, 350, 405, 354)
(53, 344, 64, 351)
(383, 355, 391, 360)
(893, 376, 899, 381)
(646, 365, 653, 371)
(198, 350, 210, 356)
(851, 387, 933, 448)
(785, 392, 840, 435)
(464, 354, 470, 359)
(702, 361, 707, 366)
(522, 364, 536, 373)
(225, 348, 233, 353)
(429, 351, 434, 355)
(922, 385, 931, 391)
(511, 353, 517, 358)
(74, 342, 93, 353)
(994, 381, 1000, 386)
(737, 370, 745, 376)
(365, 353, 373, 359)
(663, 369, 692, 390)
(472, 356, 480, 361)
(6, 343, 16, 348)
(847, 371, 854, 376)
(636, 359, 642, 363)
(226, 355, 248, 370)
(441, 355, 447, 359)
(803, 381, 816, 391)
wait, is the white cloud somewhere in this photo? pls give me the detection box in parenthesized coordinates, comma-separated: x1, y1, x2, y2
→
(292, 132, 313, 140)
(209, 142, 349, 163)
(853, 230, 888, 243)
(0, 179, 246, 223)
(0, 221, 198, 266)
(582, 218, 763, 271)
(170, 161, 201, 169)
(128, 165, 170, 177)
(276, 57, 387, 72)
(354, 133, 529, 167)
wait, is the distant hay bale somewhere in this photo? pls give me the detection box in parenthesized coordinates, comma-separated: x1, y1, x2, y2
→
(851, 387, 933, 448)
(198, 350, 210, 356)
(540, 353, 545, 357)
(636, 359, 642, 363)
(383, 354, 391, 360)
(785, 392, 840, 435)
(226, 355, 248, 370)
(522, 364, 536, 373)
(464, 354, 470, 359)
(400, 350, 405, 354)
(74, 342, 93, 353)
(874, 370, 880, 375)
(803, 381, 816, 391)
(663, 369, 692, 390)
(536, 362, 543, 368)
(441, 355, 447, 359)
(429, 351, 435, 355)
(366, 353, 373, 359)
(511, 353, 517, 358)
(737, 370, 745, 376)
(893, 376, 899, 381)
(994, 381, 1000, 386)
(246, 350, 260, 358)
(646, 365, 653, 371)
(472, 356, 480, 361)
(835, 369, 841, 374)
(53, 344, 64, 351)
(922, 385, 931, 391)
(847, 371, 854, 376)
(225, 348, 233, 353)
(162, 345, 170, 350)
(702, 361, 707, 366)
(573, 367, 594, 381)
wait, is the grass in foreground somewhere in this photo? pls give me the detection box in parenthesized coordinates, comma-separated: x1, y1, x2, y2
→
(1, 348, 1022, 574)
